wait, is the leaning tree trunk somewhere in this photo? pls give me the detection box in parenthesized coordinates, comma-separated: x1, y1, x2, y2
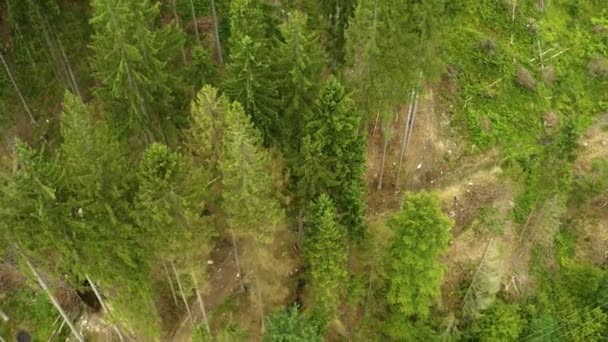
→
(172, 0, 188, 64)
(85, 275, 125, 342)
(0, 51, 36, 124)
(171, 261, 194, 325)
(23, 256, 84, 342)
(190, 273, 210, 334)
(376, 125, 390, 191)
(230, 230, 246, 293)
(188, 0, 202, 46)
(163, 262, 180, 306)
(209, 0, 224, 64)
(0, 309, 8, 322)
(395, 90, 415, 188)
(253, 271, 265, 333)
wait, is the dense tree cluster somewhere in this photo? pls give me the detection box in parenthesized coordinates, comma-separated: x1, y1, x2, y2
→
(0, 0, 606, 341)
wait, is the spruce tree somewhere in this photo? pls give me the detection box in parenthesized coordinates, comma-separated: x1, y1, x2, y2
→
(224, 35, 279, 145)
(90, 0, 184, 140)
(300, 76, 366, 239)
(318, 0, 356, 69)
(386, 191, 452, 318)
(304, 194, 347, 331)
(274, 10, 325, 158)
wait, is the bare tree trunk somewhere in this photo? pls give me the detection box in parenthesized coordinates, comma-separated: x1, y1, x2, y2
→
(297, 207, 304, 249)
(403, 91, 419, 161)
(209, 0, 224, 64)
(189, 0, 202, 46)
(163, 262, 180, 306)
(0, 51, 36, 124)
(191, 273, 210, 334)
(376, 128, 389, 191)
(172, 0, 188, 65)
(230, 230, 246, 293)
(254, 272, 265, 333)
(171, 260, 194, 325)
(55, 34, 81, 98)
(461, 236, 495, 310)
(23, 256, 84, 342)
(85, 275, 125, 341)
(395, 90, 415, 189)
(0, 309, 8, 322)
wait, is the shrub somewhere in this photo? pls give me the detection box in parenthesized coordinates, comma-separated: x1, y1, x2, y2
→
(516, 67, 536, 90)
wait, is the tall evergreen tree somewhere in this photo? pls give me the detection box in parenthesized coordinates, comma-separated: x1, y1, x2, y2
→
(273, 10, 325, 158)
(54, 93, 159, 337)
(300, 76, 366, 239)
(224, 36, 279, 145)
(304, 194, 347, 331)
(318, 0, 356, 69)
(219, 100, 285, 331)
(89, 0, 184, 140)
(386, 191, 452, 318)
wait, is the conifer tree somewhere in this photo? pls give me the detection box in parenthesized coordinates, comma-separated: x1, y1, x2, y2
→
(300, 76, 366, 239)
(185, 85, 230, 174)
(224, 35, 279, 145)
(89, 0, 184, 140)
(386, 191, 452, 318)
(219, 100, 285, 331)
(304, 194, 347, 331)
(318, 0, 356, 69)
(58, 92, 160, 338)
(274, 11, 325, 158)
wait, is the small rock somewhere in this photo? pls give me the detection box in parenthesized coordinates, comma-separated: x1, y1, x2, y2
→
(583, 142, 589, 147)
(468, 182, 473, 186)
(207, 260, 214, 265)
(417, 163, 422, 170)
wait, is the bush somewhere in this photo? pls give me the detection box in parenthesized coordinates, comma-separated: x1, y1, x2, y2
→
(588, 55, 608, 78)
(542, 65, 557, 86)
(516, 67, 536, 90)
(469, 300, 524, 342)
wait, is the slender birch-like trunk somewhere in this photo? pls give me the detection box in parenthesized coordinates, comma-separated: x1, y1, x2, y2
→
(188, 0, 202, 46)
(163, 262, 179, 306)
(171, 261, 194, 325)
(209, 0, 224, 64)
(172, 0, 188, 64)
(395, 90, 415, 188)
(0, 51, 36, 124)
(376, 126, 389, 191)
(85, 275, 125, 342)
(190, 273, 210, 334)
(230, 230, 246, 293)
(23, 256, 84, 342)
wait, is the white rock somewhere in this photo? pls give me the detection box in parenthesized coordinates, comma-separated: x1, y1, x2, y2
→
(207, 260, 214, 265)
(417, 163, 422, 170)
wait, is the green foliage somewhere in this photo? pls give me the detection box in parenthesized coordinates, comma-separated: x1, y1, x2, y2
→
(273, 10, 325, 157)
(469, 300, 524, 342)
(304, 194, 347, 331)
(219, 101, 283, 243)
(386, 191, 452, 318)
(90, 0, 184, 139)
(571, 157, 608, 206)
(300, 76, 366, 239)
(263, 306, 323, 341)
(384, 315, 440, 342)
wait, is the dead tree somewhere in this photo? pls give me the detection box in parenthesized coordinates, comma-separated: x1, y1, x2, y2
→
(188, 0, 202, 46)
(395, 90, 416, 189)
(230, 229, 246, 293)
(163, 262, 179, 306)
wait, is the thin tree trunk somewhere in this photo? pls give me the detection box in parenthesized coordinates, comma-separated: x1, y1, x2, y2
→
(461, 236, 495, 310)
(376, 128, 389, 191)
(189, 0, 202, 46)
(209, 0, 223, 64)
(191, 273, 210, 334)
(55, 34, 81, 98)
(254, 272, 265, 333)
(0, 309, 8, 322)
(372, 110, 380, 137)
(172, 0, 188, 65)
(0, 51, 36, 124)
(395, 90, 415, 189)
(403, 91, 419, 161)
(85, 275, 125, 342)
(297, 207, 304, 249)
(230, 230, 246, 293)
(163, 262, 180, 306)
(171, 260, 194, 325)
(23, 256, 84, 341)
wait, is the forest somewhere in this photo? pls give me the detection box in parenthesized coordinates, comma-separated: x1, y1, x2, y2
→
(0, 0, 607, 341)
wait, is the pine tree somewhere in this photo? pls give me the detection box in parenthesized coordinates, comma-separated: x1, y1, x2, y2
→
(90, 0, 184, 140)
(300, 76, 366, 239)
(274, 10, 325, 158)
(304, 194, 347, 331)
(386, 191, 452, 318)
(318, 0, 356, 69)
